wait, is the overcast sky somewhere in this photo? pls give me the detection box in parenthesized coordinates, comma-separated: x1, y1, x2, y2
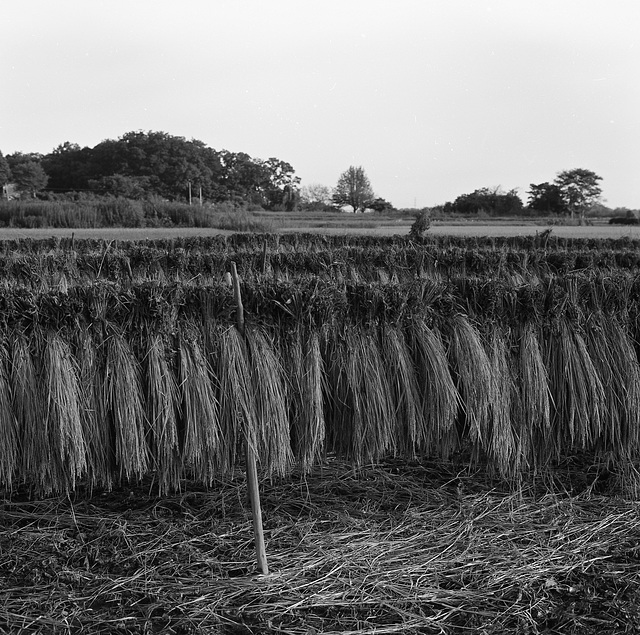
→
(2, 0, 639, 208)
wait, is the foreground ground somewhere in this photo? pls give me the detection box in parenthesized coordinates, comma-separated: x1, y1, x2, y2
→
(2, 459, 639, 634)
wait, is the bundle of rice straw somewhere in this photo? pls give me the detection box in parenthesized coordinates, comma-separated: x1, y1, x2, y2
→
(216, 325, 257, 469)
(11, 333, 50, 491)
(246, 327, 292, 476)
(0, 341, 17, 490)
(514, 322, 551, 472)
(380, 325, 420, 455)
(446, 315, 494, 454)
(545, 318, 605, 455)
(585, 316, 640, 459)
(146, 333, 180, 492)
(103, 330, 148, 481)
(42, 331, 87, 491)
(75, 328, 112, 490)
(178, 329, 221, 484)
(486, 326, 517, 478)
(322, 325, 393, 464)
(286, 329, 325, 472)
(410, 320, 460, 458)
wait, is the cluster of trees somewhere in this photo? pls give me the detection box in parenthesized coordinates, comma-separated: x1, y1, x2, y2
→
(1, 131, 300, 210)
(301, 166, 394, 213)
(442, 169, 605, 220)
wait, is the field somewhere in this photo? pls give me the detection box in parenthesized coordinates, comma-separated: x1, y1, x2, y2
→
(1, 231, 640, 633)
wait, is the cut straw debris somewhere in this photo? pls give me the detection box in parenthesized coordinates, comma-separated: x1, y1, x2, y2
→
(178, 328, 221, 485)
(1, 459, 640, 634)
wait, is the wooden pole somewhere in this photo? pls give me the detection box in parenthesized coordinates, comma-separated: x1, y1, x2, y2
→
(230, 262, 269, 575)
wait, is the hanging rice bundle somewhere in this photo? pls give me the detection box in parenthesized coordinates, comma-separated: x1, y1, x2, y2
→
(103, 330, 149, 481)
(0, 341, 18, 490)
(246, 327, 292, 476)
(42, 331, 87, 491)
(409, 320, 460, 458)
(544, 318, 605, 455)
(350, 327, 394, 463)
(380, 325, 420, 455)
(178, 330, 221, 484)
(588, 317, 640, 457)
(146, 333, 180, 493)
(216, 325, 257, 469)
(486, 326, 518, 478)
(75, 328, 112, 490)
(515, 323, 551, 471)
(284, 329, 325, 472)
(321, 325, 394, 463)
(11, 333, 50, 491)
(446, 315, 495, 459)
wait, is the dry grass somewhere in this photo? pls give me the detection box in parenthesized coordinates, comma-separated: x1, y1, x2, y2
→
(1, 459, 639, 634)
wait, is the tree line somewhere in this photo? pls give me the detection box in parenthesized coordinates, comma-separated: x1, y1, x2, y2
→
(0, 131, 300, 210)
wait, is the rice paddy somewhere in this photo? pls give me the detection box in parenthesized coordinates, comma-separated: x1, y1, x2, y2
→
(2, 232, 640, 633)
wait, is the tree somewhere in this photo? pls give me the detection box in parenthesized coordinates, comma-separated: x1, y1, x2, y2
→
(301, 183, 332, 206)
(553, 168, 602, 221)
(0, 152, 11, 198)
(527, 182, 568, 215)
(333, 166, 374, 212)
(368, 197, 395, 213)
(11, 161, 48, 197)
(443, 187, 523, 216)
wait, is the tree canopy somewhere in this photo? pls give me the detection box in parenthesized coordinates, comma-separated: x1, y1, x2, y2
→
(333, 166, 374, 212)
(443, 187, 523, 216)
(21, 131, 300, 208)
(553, 168, 602, 220)
(527, 182, 568, 215)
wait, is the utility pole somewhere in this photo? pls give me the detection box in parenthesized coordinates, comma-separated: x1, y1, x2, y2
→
(199, 185, 203, 206)
(188, 181, 192, 206)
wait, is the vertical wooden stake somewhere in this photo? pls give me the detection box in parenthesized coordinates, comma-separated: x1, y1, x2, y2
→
(230, 262, 269, 575)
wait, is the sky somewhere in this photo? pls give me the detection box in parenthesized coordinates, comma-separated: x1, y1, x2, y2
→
(2, 0, 639, 209)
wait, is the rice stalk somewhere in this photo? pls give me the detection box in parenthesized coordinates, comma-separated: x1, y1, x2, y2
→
(286, 329, 325, 472)
(446, 315, 495, 454)
(146, 333, 180, 493)
(75, 328, 112, 490)
(0, 341, 18, 490)
(103, 330, 149, 481)
(350, 327, 394, 463)
(246, 327, 292, 476)
(379, 325, 420, 455)
(179, 330, 221, 484)
(216, 325, 257, 469)
(410, 320, 460, 458)
(11, 333, 50, 491)
(42, 331, 87, 491)
(544, 318, 605, 454)
(515, 323, 551, 472)
(486, 326, 517, 478)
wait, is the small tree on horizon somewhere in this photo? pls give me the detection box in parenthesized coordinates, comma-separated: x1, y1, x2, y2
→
(333, 166, 374, 213)
(553, 168, 603, 221)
